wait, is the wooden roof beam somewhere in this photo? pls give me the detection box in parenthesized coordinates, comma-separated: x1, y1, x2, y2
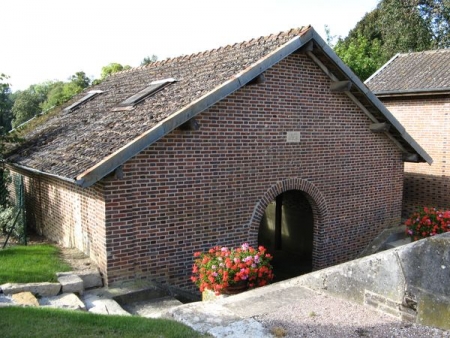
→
(297, 41, 314, 53)
(403, 153, 419, 162)
(370, 122, 391, 133)
(330, 80, 352, 92)
(246, 73, 266, 86)
(179, 118, 200, 131)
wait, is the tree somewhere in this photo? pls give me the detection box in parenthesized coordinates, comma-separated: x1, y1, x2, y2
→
(39, 81, 66, 112)
(378, 0, 433, 57)
(10, 89, 42, 128)
(70, 71, 90, 89)
(141, 55, 158, 66)
(100, 63, 131, 79)
(41, 72, 91, 112)
(416, 0, 450, 47)
(0, 74, 13, 132)
(92, 63, 131, 86)
(0, 75, 20, 231)
(334, 34, 384, 81)
(334, 0, 449, 80)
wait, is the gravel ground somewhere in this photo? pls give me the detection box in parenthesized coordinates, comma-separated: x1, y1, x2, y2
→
(255, 292, 449, 338)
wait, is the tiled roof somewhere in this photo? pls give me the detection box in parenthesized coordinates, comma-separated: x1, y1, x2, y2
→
(7, 26, 432, 187)
(366, 49, 450, 94)
(8, 27, 309, 181)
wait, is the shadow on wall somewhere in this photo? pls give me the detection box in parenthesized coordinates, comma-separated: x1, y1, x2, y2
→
(22, 174, 69, 244)
(13, 170, 103, 259)
(403, 173, 450, 218)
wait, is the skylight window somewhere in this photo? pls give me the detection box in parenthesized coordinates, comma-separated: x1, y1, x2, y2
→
(113, 78, 176, 111)
(63, 90, 103, 113)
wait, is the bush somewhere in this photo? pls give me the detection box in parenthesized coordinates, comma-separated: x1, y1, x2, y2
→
(405, 207, 450, 240)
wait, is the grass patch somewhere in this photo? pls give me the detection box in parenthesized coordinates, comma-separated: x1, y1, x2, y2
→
(0, 244, 72, 283)
(0, 307, 207, 338)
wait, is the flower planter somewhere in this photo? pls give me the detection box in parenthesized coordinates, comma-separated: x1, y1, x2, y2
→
(191, 243, 274, 298)
(202, 282, 249, 301)
(222, 281, 248, 295)
(405, 207, 450, 240)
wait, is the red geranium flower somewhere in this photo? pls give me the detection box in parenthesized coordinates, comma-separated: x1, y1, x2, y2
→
(191, 243, 274, 295)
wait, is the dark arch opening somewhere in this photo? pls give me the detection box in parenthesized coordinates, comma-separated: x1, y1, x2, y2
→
(258, 189, 313, 282)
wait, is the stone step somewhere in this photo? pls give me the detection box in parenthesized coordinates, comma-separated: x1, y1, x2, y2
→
(57, 270, 103, 290)
(121, 296, 184, 318)
(57, 274, 84, 295)
(0, 282, 61, 297)
(40, 293, 86, 311)
(12, 291, 39, 307)
(82, 293, 130, 316)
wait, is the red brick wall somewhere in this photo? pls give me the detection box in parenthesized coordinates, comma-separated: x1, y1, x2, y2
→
(380, 96, 450, 217)
(101, 53, 404, 290)
(8, 166, 107, 275)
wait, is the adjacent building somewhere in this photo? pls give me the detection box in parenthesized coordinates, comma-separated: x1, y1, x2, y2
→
(366, 50, 449, 217)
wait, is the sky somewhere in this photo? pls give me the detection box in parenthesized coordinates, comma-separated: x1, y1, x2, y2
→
(2, 0, 380, 92)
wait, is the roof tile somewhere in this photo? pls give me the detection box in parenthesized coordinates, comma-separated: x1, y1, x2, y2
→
(366, 49, 450, 94)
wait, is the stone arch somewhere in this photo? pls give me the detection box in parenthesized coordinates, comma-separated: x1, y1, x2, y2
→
(247, 178, 329, 270)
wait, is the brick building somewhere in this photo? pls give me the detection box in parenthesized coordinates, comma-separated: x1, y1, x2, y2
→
(6, 26, 430, 292)
(366, 50, 449, 217)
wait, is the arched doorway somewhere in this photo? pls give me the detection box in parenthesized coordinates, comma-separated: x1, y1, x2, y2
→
(258, 189, 314, 281)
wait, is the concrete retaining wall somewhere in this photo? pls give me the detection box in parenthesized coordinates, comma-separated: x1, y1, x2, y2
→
(290, 232, 450, 330)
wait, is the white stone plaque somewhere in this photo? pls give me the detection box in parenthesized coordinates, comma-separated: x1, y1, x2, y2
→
(286, 131, 300, 143)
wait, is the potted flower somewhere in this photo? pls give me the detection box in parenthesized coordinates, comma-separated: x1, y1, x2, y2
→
(405, 207, 450, 241)
(191, 243, 274, 296)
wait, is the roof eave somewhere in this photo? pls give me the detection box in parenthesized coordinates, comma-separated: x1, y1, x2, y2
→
(374, 88, 450, 98)
(7, 162, 78, 185)
(75, 29, 315, 188)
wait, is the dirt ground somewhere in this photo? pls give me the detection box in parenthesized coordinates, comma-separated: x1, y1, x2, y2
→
(0, 232, 97, 272)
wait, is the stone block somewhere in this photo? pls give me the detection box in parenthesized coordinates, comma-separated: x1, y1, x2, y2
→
(82, 294, 130, 316)
(57, 274, 84, 295)
(77, 270, 103, 289)
(57, 270, 103, 289)
(398, 233, 450, 297)
(11, 292, 39, 307)
(40, 293, 86, 311)
(1, 282, 61, 297)
(122, 296, 183, 318)
(417, 291, 450, 330)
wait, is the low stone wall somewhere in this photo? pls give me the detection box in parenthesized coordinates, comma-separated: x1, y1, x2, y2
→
(290, 233, 450, 330)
